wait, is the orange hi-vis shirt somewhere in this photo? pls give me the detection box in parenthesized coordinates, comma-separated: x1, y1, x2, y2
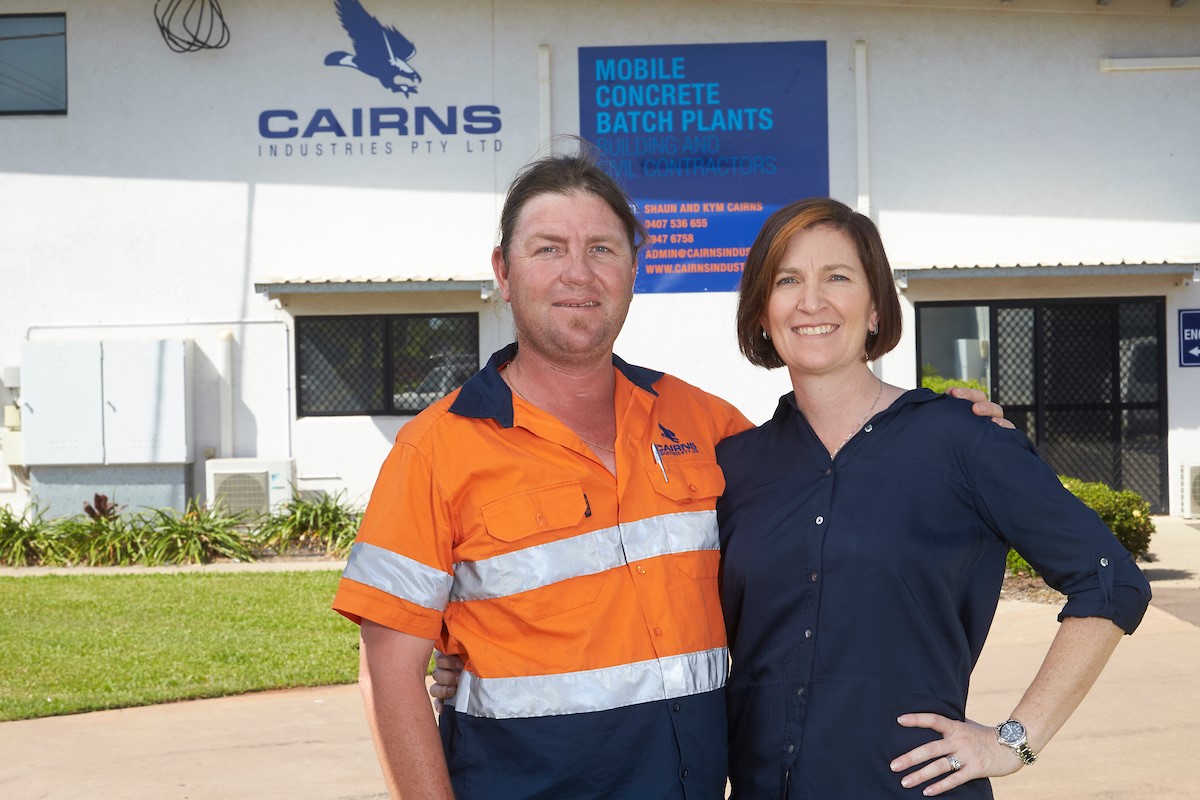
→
(333, 343, 752, 797)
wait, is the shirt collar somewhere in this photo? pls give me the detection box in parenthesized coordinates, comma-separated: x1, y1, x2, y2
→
(773, 385, 941, 424)
(449, 342, 664, 428)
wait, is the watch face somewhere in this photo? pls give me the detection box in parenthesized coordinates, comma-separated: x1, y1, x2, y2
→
(999, 720, 1026, 744)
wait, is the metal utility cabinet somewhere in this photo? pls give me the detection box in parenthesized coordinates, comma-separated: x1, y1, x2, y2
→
(20, 339, 194, 516)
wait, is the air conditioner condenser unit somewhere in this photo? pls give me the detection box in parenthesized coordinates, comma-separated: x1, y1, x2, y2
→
(205, 458, 295, 516)
(1183, 464, 1200, 520)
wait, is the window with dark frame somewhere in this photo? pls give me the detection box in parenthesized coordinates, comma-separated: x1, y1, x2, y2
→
(296, 313, 480, 417)
(0, 13, 67, 115)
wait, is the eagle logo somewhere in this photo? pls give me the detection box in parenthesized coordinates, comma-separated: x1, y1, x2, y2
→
(324, 0, 422, 97)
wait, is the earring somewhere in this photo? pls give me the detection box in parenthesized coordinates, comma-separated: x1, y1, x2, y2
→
(868, 325, 879, 336)
(761, 329, 771, 341)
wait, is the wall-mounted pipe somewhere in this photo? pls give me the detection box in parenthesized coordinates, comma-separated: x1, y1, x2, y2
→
(854, 39, 871, 218)
(538, 44, 553, 148)
(217, 329, 234, 458)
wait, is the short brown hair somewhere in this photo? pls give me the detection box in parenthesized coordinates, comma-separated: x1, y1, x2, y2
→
(498, 142, 645, 265)
(736, 197, 902, 368)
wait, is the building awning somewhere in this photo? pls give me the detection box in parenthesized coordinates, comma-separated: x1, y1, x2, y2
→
(254, 276, 497, 299)
(893, 262, 1199, 289)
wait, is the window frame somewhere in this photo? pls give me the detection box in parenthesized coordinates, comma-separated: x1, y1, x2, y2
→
(0, 12, 68, 116)
(294, 312, 480, 418)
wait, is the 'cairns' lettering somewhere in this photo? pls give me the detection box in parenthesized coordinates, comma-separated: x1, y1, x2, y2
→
(259, 105, 503, 139)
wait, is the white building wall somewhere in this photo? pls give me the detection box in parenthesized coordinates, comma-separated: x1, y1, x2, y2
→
(1, 0, 1197, 513)
(1167, 288, 1200, 514)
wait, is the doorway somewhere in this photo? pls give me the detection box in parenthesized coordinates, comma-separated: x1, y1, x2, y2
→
(916, 297, 1168, 512)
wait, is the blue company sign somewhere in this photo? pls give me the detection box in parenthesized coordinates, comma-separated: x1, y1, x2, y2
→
(256, 0, 502, 160)
(579, 41, 829, 293)
(1181, 309, 1200, 367)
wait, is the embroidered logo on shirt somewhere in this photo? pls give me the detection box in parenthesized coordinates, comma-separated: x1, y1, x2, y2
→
(656, 422, 699, 455)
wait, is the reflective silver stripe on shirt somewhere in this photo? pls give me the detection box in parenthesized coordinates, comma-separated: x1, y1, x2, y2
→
(450, 646, 728, 719)
(450, 510, 717, 602)
(342, 541, 454, 611)
(620, 510, 718, 563)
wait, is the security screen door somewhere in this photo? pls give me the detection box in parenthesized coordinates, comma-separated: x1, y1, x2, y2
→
(917, 298, 1167, 513)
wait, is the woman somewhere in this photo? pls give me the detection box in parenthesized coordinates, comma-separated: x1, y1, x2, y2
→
(717, 198, 1151, 798)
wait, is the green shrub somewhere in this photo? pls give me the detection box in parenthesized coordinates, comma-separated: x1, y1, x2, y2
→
(1006, 476, 1155, 577)
(140, 500, 256, 565)
(920, 364, 988, 398)
(1058, 477, 1154, 559)
(46, 494, 142, 566)
(1006, 547, 1039, 577)
(2, 489, 363, 568)
(0, 504, 58, 566)
(255, 491, 362, 558)
(53, 515, 144, 566)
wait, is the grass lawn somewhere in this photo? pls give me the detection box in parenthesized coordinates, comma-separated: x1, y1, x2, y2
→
(0, 570, 360, 721)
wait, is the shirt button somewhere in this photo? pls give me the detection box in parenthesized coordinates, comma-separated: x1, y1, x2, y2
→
(824, 468, 832, 477)
(654, 627, 663, 636)
(673, 702, 681, 712)
(786, 744, 795, 754)
(1100, 557, 1110, 567)
(809, 572, 818, 582)
(636, 565, 646, 574)
(796, 686, 805, 696)
(815, 515, 824, 525)
(864, 423, 873, 433)
(688, 483, 698, 493)
(804, 629, 813, 639)
(681, 769, 689, 778)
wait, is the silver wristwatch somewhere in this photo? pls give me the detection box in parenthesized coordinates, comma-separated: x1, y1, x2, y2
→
(996, 718, 1038, 765)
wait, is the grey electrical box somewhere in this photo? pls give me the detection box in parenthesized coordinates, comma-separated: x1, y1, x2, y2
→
(21, 340, 105, 464)
(21, 339, 193, 466)
(102, 339, 194, 464)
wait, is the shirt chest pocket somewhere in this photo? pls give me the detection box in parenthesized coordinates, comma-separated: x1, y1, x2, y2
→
(645, 459, 726, 506)
(478, 482, 606, 621)
(480, 481, 588, 543)
(645, 460, 725, 579)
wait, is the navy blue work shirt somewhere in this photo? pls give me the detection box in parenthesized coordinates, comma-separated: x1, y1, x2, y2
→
(716, 389, 1151, 799)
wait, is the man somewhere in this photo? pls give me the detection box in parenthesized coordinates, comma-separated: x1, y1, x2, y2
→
(333, 150, 1003, 798)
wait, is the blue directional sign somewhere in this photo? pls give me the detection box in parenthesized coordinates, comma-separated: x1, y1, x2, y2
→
(1182, 310, 1200, 367)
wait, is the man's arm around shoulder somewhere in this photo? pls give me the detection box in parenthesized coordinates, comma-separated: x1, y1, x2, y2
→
(359, 620, 454, 800)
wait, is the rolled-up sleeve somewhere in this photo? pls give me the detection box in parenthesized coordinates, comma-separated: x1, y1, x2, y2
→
(968, 423, 1151, 634)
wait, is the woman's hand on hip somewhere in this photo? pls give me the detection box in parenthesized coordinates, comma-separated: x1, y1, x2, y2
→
(890, 713, 1024, 796)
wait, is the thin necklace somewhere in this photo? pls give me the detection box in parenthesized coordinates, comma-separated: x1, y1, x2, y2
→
(505, 365, 616, 452)
(829, 374, 883, 459)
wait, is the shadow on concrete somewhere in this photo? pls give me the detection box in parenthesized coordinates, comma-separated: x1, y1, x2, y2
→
(1148, 587, 1200, 628)
(1143, 567, 1195, 582)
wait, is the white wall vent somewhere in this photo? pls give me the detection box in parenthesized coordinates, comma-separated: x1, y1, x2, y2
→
(205, 458, 294, 516)
(1184, 464, 1200, 520)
